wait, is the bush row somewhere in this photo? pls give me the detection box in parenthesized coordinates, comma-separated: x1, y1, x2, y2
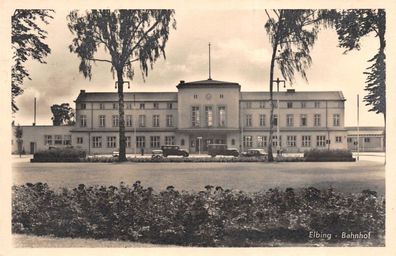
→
(31, 148, 86, 162)
(12, 182, 384, 246)
(304, 149, 354, 162)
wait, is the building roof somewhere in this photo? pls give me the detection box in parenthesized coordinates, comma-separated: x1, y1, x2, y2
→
(241, 91, 346, 101)
(176, 78, 241, 89)
(75, 91, 178, 102)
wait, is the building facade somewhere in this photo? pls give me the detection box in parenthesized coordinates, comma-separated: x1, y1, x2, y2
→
(12, 79, 350, 155)
(346, 126, 385, 152)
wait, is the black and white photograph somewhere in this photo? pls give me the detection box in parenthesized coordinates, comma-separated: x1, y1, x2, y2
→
(1, 1, 395, 255)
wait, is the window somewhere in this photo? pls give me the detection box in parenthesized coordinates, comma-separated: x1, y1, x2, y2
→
(245, 114, 252, 127)
(257, 136, 267, 147)
(317, 135, 326, 147)
(287, 102, 293, 108)
(139, 115, 146, 127)
(192, 106, 200, 127)
(194, 94, 198, 99)
(314, 114, 321, 127)
(167, 103, 173, 109)
(166, 115, 173, 127)
(218, 106, 226, 127)
(99, 115, 106, 127)
(77, 137, 83, 144)
(126, 136, 131, 147)
(272, 135, 282, 147)
(245, 102, 252, 109)
(181, 139, 185, 146)
(286, 114, 294, 127)
(80, 115, 87, 127)
(300, 114, 307, 127)
(136, 136, 145, 148)
(259, 114, 266, 127)
(44, 135, 52, 145)
(333, 114, 340, 126)
(220, 94, 224, 99)
(63, 135, 72, 145)
(107, 136, 117, 148)
(126, 103, 132, 110)
(287, 136, 296, 147)
(92, 136, 102, 148)
(112, 115, 119, 127)
(152, 115, 160, 127)
(314, 101, 320, 108)
(126, 115, 133, 127)
(231, 139, 235, 145)
(99, 103, 105, 110)
(153, 103, 159, 109)
(336, 136, 342, 143)
(150, 136, 160, 148)
(54, 135, 63, 145)
(113, 103, 118, 109)
(81, 103, 86, 110)
(273, 114, 278, 126)
(302, 136, 311, 147)
(259, 101, 266, 108)
(205, 106, 213, 127)
(272, 101, 278, 108)
(139, 103, 145, 110)
(243, 136, 253, 147)
(301, 102, 306, 108)
(165, 136, 175, 145)
(364, 137, 370, 143)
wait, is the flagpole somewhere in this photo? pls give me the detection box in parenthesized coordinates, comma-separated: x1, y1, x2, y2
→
(357, 94, 359, 161)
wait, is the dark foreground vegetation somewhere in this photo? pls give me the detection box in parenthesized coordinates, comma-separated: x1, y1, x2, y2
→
(12, 182, 384, 246)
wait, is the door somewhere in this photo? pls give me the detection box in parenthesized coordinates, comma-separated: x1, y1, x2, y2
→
(30, 142, 36, 154)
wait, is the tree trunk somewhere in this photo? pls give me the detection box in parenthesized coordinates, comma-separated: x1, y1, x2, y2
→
(378, 9, 386, 155)
(267, 45, 277, 162)
(117, 69, 127, 162)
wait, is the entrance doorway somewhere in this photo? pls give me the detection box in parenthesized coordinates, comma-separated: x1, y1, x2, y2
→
(191, 135, 226, 153)
(30, 142, 36, 154)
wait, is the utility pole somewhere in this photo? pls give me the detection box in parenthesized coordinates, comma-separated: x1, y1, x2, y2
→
(357, 94, 360, 161)
(272, 78, 286, 157)
(208, 42, 212, 80)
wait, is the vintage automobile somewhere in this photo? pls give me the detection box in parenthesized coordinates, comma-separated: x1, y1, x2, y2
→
(207, 144, 239, 157)
(240, 148, 268, 159)
(161, 145, 189, 157)
(151, 149, 163, 159)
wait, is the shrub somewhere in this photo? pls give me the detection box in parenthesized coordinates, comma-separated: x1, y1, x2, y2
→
(31, 148, 86, 162)
(304, 149, 354, 162)
(12, 182, 384, 246)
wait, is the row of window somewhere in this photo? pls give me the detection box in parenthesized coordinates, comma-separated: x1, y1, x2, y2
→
(347, 137, 372, 143)
(79, 102, 175, 110)
(243, 101, 343, 109)
(244, 114, 341, 127)
(88, 135, 176, 148)
(242, 135, 342, 147)
(44, 135, 72, 146)
(192, 106, 226, 127)
(79, 114, 174, 128)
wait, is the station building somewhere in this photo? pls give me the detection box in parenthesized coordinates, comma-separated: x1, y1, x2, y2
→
(12, 78, 351, 155)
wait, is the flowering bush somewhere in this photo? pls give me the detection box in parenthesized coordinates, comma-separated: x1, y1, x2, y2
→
(12, 182, 384, 246)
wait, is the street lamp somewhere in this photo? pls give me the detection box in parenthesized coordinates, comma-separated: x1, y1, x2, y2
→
(272, 78, 286, 157)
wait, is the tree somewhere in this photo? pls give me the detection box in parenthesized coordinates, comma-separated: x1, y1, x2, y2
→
(11, 9, 54, 113)
(14, 124, 23, 157)
(264, 10, 321, 161)
(321, 9, 386, 148)
(68, 10, 176, 161)
(51, 103, 75, 126)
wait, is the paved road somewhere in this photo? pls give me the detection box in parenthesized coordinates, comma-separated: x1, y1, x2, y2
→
(12, 159, 385, 194)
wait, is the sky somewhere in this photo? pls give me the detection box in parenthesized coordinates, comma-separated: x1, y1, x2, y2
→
(12, 8, 385, 127)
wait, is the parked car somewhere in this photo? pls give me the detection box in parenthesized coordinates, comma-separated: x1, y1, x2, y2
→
(161, 145, 189, 157)
(241, 148, 268, 159)
(207, 144, 239, 157)
(112, 151, 119, 157)
(151, 149, 163, 159)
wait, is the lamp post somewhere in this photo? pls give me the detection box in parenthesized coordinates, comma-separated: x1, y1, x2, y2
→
(272, 78, 286, 157)
(133, 94, 137, 158)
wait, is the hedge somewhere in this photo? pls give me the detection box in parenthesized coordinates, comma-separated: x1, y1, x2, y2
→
(31, 148, 86, 162)
(304, 149, 355, 162)
(12, 182, 384, 246)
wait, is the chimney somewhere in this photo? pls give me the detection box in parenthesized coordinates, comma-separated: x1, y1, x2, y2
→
(180, 80, 185, 84)
(287, 89, 295, 93)
(80, 89, 86, 94)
